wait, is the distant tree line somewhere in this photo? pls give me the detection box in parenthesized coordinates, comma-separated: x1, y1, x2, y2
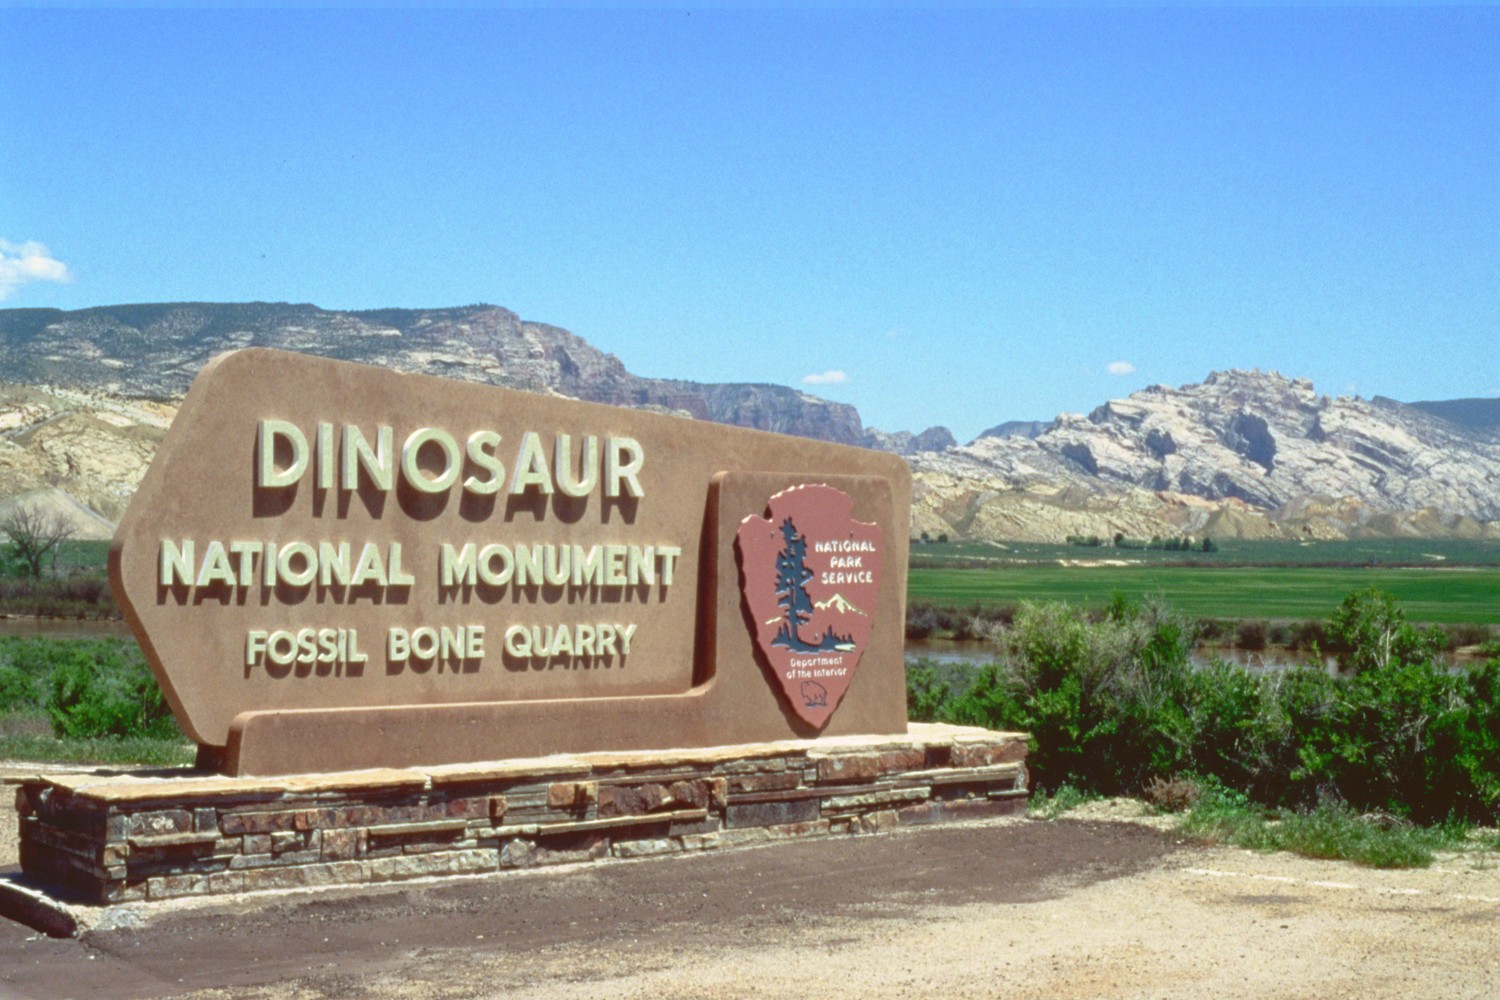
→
(1066, 532, 1216, 553)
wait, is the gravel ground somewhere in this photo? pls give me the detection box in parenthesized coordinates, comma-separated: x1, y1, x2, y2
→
(2, 792, 1498, 1000)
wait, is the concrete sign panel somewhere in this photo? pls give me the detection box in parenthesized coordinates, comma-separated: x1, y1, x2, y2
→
(110, 349, 911, 774)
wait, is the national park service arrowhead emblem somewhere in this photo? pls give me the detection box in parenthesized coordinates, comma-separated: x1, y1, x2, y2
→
(735, 484, 882, 729)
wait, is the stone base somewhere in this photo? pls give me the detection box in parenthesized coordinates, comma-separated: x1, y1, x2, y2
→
(8, 723, 1027, 918)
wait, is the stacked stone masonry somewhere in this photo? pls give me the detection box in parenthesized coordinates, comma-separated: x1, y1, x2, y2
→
(13, 723, 1027, 905)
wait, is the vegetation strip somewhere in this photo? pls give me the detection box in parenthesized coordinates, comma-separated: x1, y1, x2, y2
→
(916, 588, 1500, 867)
(909, 565, 1500, 623)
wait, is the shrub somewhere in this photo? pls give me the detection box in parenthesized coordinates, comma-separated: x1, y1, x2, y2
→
(1442, 622, 1494, 648)
(905, 602, 943, 640)
(1195, 618, 1232, 644)
(45, 642, 179, 741)
(941, 599, 1196, 794)
(906, 660, 953, 722)
(0, 573, 118, 619)
(1235, 620, 1268, 650)
(1325, 588, 1445, 673)
(1323, 658, 1500, 823)
(907, 590, 1500, 825)
(1284, 619, 1328, 652)
(906, 601, 1013, 641)
(0, 665, 39, 712)
(1143, 775, 1201, 812)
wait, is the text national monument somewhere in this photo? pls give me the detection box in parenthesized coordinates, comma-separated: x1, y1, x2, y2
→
(110, 348, 916, 775)
(9, 349, 1028, 917)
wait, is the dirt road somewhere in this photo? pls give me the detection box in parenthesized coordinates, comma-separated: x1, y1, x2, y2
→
(2, 813, 1498, 999)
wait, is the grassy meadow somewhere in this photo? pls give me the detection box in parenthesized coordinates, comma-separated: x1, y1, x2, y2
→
(908, 538, 1500, 624)
(909, 565, 1500, 623)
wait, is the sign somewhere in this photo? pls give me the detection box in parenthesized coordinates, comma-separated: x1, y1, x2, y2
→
(110, 349, 911, 774)
(736, 485, 881, 728)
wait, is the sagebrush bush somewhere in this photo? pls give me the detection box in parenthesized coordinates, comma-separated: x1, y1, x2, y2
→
(905, 601, 1012, 641)
(1235, 620, 1268, 650)
(1142, 775, 1201, 812)
(941, 599, 1197, 795)
(909, 591, 1500, 823)
(1442, 622, 1494, 648)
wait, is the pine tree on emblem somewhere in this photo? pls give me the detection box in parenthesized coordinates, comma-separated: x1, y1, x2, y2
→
(770, 515, 855, 653)
(772, 516, 816, 650)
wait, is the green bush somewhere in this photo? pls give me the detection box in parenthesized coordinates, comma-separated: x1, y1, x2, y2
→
(0, 665, 39, 712)
(1325, 587, 1446, 673)
(0, 638, 186, 760)
(46, 643, 178, 740)
(905, 660, 954, 722)
(906, 590, 1500, 824)
(940, 599, 1196, 794)
(1179, 782, 1461, 868)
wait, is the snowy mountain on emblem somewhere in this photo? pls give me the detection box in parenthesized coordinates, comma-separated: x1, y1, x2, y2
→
(814, 593, 867, 616)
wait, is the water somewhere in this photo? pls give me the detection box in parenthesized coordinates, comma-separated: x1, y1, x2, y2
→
(904, 637, 999, 666)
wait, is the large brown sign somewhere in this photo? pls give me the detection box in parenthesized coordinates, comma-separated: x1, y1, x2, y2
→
(111, 349, 911, 775)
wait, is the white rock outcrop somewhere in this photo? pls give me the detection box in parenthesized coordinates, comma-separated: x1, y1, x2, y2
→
(912, 370, 1500, 542)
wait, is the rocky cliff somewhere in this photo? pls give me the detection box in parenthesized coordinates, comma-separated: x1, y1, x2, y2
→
(861, 425, 957, 456)
(0, 383, 173, 539)
(0, 302, 883, 446)
(912, 370, 1500, 542)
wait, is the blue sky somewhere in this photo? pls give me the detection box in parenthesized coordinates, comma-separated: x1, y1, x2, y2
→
(2, 6, 1495, 441)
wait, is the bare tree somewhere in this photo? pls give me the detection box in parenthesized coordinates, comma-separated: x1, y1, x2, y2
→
(1, 503, 75, 579)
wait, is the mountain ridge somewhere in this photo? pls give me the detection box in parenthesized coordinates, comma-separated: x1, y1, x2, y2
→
(0, 302, 1495, 542)
(911, 369, 1500, 543)
(0, 301, 956, 452)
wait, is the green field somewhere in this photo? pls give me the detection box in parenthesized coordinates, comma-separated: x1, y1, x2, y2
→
(910, 537, 1500, 569)
(908, 565, 1500, 624)
(54, 539, 111, 571)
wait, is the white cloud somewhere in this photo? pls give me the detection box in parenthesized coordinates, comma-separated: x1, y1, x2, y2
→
(0, 240, 73, 300)
(802, 369, 849, 386)
(1106, 360, 1136, 376)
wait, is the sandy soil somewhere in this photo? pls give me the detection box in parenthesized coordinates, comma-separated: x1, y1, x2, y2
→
(2, 806, 1498, 999)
